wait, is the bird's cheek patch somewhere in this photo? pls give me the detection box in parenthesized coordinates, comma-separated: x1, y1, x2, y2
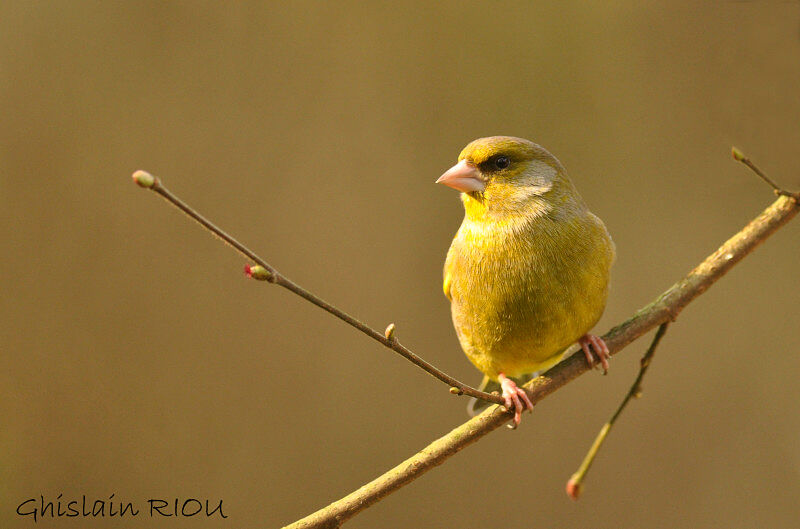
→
(519, 161, 557, 194)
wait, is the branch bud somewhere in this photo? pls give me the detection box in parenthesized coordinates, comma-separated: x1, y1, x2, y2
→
(244, 264, 273, 281)
(566, 476, 582, 500)
(384, 323, 396, 341)
(731, 146, 746, 162)
(132, 170, 156, 188)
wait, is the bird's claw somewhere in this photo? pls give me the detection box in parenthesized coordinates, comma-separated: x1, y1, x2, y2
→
(498, 373, 534, 428)
(579, 334, 610, 374)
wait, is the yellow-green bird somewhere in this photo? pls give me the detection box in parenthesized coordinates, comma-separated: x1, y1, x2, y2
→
(438, 136, 615, 426)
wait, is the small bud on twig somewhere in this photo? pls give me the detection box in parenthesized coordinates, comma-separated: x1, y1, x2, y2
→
(449, 386, 462, 395)
(384, 323, 396, 341)
(132, 170, 156, 188)
(566, 477, 582, 501)
(731, 146, 746, 162)
(245, 264, 273, 281)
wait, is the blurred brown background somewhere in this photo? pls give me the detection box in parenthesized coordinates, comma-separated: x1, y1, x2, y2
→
(2, 2, 799, 528)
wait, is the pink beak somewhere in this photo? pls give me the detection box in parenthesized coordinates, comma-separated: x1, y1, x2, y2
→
(436, 160, 485, 193)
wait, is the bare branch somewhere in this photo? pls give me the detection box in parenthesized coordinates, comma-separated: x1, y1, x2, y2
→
(131, 170, 504, 406)
(282, 193, 798, 529)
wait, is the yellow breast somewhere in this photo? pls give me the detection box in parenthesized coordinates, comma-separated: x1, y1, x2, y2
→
(444, 204, 614, 380)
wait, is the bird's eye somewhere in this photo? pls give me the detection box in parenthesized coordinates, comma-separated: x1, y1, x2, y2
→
(494, 156, 510, 170)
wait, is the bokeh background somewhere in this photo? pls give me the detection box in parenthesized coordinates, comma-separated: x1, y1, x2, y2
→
(2, 2, 799, 528)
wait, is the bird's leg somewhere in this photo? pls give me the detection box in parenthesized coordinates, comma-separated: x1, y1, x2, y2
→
(578, 334, 610, 374)
(497, 373, 534, 428)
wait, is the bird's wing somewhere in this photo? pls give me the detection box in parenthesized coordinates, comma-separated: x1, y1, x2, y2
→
(443, 243, 457, 301)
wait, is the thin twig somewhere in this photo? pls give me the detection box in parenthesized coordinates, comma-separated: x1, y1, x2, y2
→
(281, 193, 798, 529)
(131, 170, 504, 406)
(566, 322, 670, 500)
(732, 147, 799, 199)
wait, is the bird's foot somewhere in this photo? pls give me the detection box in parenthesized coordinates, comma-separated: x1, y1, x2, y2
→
(498, 373, 534, 428)
(578, 334, 610, 374)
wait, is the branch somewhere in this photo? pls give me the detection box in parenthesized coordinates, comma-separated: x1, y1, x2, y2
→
(131, 170, 504, 406)
(132, 151, 797, 528)
(282, 192, 798, 529)
(562, 149, 799, 501)
(567, 322, 670, 500)
(732, 147, 799, 199)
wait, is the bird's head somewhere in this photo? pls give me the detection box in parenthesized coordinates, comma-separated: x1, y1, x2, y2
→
(437, 136, 579, 220)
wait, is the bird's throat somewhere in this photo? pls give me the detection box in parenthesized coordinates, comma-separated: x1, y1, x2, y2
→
(461, 190, 553, 225)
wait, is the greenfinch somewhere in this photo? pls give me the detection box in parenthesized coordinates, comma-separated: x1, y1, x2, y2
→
(438, 136, 615, 426)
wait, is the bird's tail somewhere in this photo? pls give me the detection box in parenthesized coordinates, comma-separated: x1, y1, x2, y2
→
(466, 373, 536, 417)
